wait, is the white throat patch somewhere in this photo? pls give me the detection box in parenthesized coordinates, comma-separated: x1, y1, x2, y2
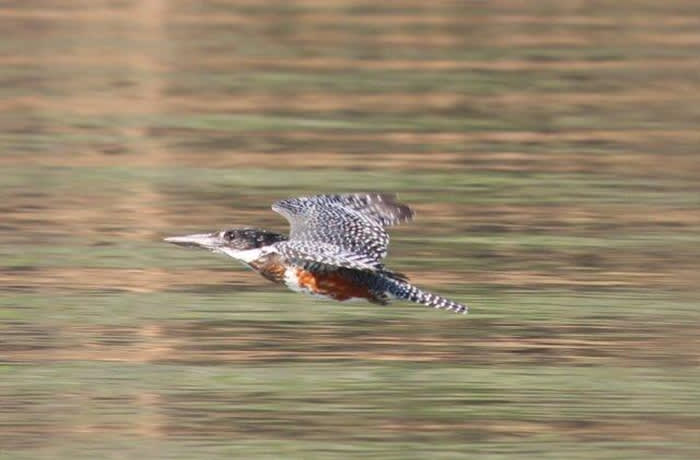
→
(217, 247, 265, 264)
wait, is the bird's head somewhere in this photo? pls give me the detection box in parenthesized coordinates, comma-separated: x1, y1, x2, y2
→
(164, 228, 286, 262)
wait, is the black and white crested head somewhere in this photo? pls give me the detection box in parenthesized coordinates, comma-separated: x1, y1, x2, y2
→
(164, 227, 287, 263)
(219, 228, 288, 250)
(271, 193, 414, 271)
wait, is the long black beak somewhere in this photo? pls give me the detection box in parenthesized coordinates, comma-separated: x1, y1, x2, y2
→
(163, 232, 224, 250)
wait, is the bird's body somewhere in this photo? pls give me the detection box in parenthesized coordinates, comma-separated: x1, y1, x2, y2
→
(165, 193, 467, 314)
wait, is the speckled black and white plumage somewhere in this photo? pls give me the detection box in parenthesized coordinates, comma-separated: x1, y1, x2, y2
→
(272, 193, 413, 271)
(323, 268, 468, 314)
(166, 193, 468, 314)
(271, 193, 468, 314)
(382, 277, 467, 313)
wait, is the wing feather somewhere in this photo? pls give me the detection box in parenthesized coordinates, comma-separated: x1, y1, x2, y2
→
(272, 193, 413, 270)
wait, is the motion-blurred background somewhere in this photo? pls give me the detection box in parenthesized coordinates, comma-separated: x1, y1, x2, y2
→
(2, 1, 699, 458)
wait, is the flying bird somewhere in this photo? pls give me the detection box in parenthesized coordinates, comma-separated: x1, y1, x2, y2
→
(165, 193, 467, 314)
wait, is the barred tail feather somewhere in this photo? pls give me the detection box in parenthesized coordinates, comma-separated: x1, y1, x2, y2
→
(384, 278, 468, 314)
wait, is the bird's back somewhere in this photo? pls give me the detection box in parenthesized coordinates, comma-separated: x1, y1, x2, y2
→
(271, 193, 414, 271)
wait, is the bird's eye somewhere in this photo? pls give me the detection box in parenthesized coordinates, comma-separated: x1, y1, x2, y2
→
(223, 230, 236, 240)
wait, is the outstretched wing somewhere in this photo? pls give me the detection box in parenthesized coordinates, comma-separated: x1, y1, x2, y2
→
(272, 193, 414, 270)
(274, 240, 382, 272)
(313, 193, 415, 228)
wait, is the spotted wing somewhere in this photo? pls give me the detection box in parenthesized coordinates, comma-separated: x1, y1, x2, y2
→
(274, 241, 382, 272)
(272, 193, 414, 270)
(314, 193, 415, 228)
